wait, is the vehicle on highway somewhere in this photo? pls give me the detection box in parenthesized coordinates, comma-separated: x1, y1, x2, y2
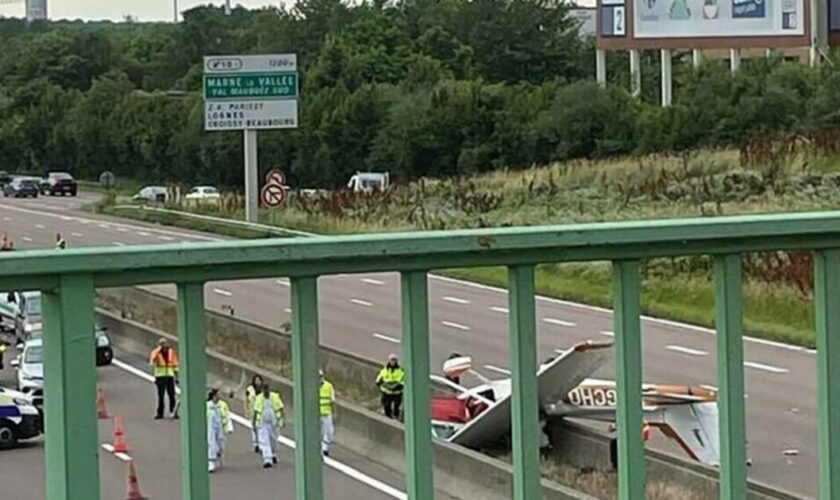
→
(12, 338, 42, 397)
(0, 386, 41, 449)
(431, 342, 723, 467)
(347, 172, 389, 193)
(2, 178, 39, 198)
(0, 291, 41, 341)
(40, 171, 78, 196)
(185, 185, 221, 201)
(133, 185, 168, 203)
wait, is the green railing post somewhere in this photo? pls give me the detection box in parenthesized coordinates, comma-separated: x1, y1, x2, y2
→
(401, 271, 434, 500)
(612, 260, 645, 500)
(42, 274, 99, 500)
(508, 265, 541, 500)
(177, 282, 209, 500)
(291, 276, 323, 500)
(714, 255, 747, 500)
(815, 250, 840, 500)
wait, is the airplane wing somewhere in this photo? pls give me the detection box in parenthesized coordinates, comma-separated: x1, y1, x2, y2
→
(449, 341, 612, 448)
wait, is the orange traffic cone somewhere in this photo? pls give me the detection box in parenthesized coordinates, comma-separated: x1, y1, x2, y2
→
(125, 461, 148, 500)
(97, 388, 110, 419)
(112, 416, 129, 453)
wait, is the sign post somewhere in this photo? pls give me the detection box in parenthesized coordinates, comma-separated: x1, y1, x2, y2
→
(203, 54, 299, 223)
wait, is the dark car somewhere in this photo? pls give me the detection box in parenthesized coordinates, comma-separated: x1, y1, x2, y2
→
(40, 172, 77, 196)
(3, 178, 39, 198)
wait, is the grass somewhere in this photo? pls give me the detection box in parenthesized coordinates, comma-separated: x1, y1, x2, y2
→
(93, 148, 840, 349)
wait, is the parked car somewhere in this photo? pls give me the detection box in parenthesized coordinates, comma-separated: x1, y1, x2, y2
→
(2, 178, 39, 198)
(133, 186, 168, 203)
(0, 291, 41, 341)
(12, 338, 42, 397)
(40, 172, 77, 196)
(0, 386, 41, 449)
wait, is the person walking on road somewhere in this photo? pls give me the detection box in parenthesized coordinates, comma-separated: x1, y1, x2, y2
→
(319, 370, 336, 457)
(207, 389, 231, 473)
(149, 338, 179, 419)
(376, 354, 405, 420)
(253, 382, 284, 469)
(245, 374, 265, 453)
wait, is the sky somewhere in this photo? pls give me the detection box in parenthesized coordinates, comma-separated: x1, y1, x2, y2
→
(0, 0, 284, 22)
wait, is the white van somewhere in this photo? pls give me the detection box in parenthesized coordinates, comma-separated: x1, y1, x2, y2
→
(347, 172, 389, 192)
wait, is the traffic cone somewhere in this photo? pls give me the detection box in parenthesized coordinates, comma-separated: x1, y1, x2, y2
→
(97, 388, 110, 419)
(125, 461, 148, 500)
(112, 416, 129, 453)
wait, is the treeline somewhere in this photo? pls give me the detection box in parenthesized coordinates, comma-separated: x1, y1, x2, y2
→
(0, 5, 839, 188)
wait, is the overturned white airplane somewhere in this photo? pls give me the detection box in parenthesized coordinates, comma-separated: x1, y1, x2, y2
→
(429, 341, 721, 466)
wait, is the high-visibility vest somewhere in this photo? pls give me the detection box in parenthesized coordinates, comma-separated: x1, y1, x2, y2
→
(245, 385, 257, 417)
(253, 392, 284, 421)
(207, 400, 230, 428)
(376, 365, 406, 395)
(320, 381, 335, 416)
(149, 347, 179, 377)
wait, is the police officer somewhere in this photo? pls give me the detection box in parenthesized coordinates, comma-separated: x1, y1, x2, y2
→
(375, 354, 405, 420)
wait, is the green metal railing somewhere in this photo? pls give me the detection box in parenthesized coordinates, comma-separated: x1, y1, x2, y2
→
(2, 211, 840, 500)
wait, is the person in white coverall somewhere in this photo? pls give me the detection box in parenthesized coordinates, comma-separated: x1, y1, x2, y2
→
(207, 389, 232, 473)
(253, 382, 285, 468)
(245, 374, 265, 453)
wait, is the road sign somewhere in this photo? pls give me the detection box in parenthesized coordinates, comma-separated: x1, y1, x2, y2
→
(203, 54, 299, 132)
(265, 169, 286, 186)
(261, 183, 286, 207)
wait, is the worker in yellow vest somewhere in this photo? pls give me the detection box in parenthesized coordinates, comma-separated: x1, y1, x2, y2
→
(375, 353, 405, 419)
(319, 370, 336, 457)
(253, 382, 284, 469)
(149, 338, 179, 419)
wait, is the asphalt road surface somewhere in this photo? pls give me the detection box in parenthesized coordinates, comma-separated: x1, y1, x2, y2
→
(0, 192, 819, 497)
(0, 338, 445, 500)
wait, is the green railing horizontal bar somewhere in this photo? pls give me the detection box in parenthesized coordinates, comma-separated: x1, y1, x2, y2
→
(2, 211, 840, 289)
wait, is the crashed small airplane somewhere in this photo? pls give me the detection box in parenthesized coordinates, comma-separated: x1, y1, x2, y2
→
(429, 340, 721, 466)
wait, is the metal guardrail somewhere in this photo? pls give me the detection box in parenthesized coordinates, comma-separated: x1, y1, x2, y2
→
(2, 210, 840, 500)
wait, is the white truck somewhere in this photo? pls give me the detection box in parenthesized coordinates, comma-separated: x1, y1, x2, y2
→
(346, 172, 389, 192)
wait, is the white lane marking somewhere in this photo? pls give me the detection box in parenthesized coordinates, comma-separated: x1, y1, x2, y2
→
(490, 306, 509, 314)
(554, 348, 568, 356)
(112, 359, 406, 499)
(665, 345, 709, 356)
(213, 288, 233, 297)
(101, 443, 115, 453)
(484, 365, 511, 375)
(442, 296, 470, 305)
(0, 203, 218, 241)
(158, 235, 175, 241)
(428, 274, 815, 355)
(350, 298, 373, 307)
(137, 231, 151, 237)
(59, 215, 73, 221)
(71, 232, 83, 238)
(284, 308, 292, 314)
(2, 216, 10, 221)
(116, 227, 128, 232)
(362, 278, 385, 286)
(600, 330, 615, 337)
(114, 452, 133, 462)
(112, 242, 125, 247)
(442, 321, 471, 331)
(744, 361, 789, 374)
(21, 236, 32, 242)
(542, 318, 576, 328)
(700, 384, 718, 392)
(276, 279, 290, 287)
(373, 333, 400, 344)
(35, 224, 44, 229)
(98, 224, 109, 229)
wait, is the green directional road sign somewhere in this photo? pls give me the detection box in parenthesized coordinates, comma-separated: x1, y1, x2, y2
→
(203, 73, 298, 100)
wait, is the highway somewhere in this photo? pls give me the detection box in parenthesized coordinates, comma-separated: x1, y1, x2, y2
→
(0, 192, 818, 497)
(0, 330, 441, 500)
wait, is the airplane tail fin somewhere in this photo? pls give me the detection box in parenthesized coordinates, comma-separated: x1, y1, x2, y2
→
(649, 401, 720, 466)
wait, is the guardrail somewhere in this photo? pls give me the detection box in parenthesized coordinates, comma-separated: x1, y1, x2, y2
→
(2, 211, 840, 500)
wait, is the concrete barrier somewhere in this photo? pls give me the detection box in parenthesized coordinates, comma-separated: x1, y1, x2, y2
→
(96, 286, 800, 500)
(97, 308, 593, 500)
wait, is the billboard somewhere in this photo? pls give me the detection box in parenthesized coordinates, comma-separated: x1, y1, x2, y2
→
(634, 0, 804, 38)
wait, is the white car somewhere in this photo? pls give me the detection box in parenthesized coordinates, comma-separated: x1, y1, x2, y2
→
(184, 186, 221, 201)
(0, 291, 42, 341)
(133, 186, 168, 203)
(12, 338, 43, 398)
